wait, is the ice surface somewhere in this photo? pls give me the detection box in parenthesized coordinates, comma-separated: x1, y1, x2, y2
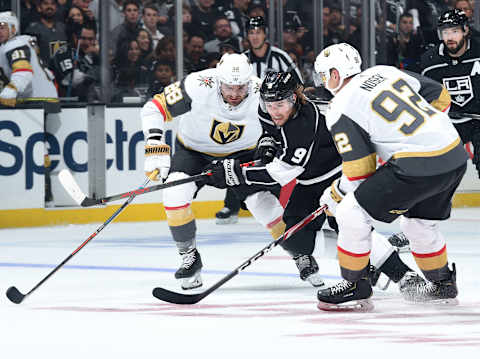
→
(1, 208, 479, 357)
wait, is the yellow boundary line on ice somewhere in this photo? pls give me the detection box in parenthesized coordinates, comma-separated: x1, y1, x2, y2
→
(0, 201, 250, 228)
(0, 193, 478, 229)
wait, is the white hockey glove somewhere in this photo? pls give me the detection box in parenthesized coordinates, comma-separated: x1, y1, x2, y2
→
(320, 178, 346, 217)
(144, 139, 171, 182)
(0, 83, 18, 107)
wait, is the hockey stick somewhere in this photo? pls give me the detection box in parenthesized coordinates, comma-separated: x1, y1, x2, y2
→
(5, 170, 159, 305)
(59, 169, 211, 207)
(152, 205, 327, 304)
(59, 161, 259, 207)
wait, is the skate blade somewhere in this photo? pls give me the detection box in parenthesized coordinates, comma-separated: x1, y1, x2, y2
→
(180, 272, 203, 290)
(216, 215, 239, 225)
(306, 274, 326, 288)
(317, 298, 374, 312)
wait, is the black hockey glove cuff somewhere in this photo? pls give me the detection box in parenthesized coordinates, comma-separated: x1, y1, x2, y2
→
(255, 136, 279, 164)
(203, 159, 245, 189)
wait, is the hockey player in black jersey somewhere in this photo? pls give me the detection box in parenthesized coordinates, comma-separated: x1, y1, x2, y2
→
(420, 9, 480, 178)
(203, 71, 423, 297)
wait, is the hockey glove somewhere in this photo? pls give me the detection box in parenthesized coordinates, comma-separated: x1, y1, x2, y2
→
(320, 178, 346, 217)
(203, 159, 244, 189)
(255, 136, 279, 164)
(144, 139, 171, 182)
(0, 83, 18, 107)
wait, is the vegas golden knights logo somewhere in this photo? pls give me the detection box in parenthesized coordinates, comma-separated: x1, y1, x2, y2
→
(49, 40, 67, 58)
(210, 119, 245, 145)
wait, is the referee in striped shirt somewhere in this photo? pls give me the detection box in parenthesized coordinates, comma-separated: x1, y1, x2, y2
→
(244, 16, 303, 84)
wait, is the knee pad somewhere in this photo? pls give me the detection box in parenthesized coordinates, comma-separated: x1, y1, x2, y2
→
(336, 193, 373, 254)
(399, 217, 445, 254)
(244, 191, 285, 238)
(163, 172, 198, 208)
(244, 191, 284, 227)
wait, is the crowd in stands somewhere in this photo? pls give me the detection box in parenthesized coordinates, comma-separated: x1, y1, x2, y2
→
(0, 0, 478, 103)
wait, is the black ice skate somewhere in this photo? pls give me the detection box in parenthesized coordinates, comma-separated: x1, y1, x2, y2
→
(215, 207, 239, 225)
(175, 248, 203, 290)
(317, 278, 373, 312)
(387, 232, 410, 253)
(294, 254, 325, 287)
(399, 264, 458, 305)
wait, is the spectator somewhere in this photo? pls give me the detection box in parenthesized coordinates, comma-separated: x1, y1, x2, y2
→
(190, 0, 220, 41)
(221, 0, 250, 38)
(21, 0, 41, 33)
(455, 0, 480, 38)
(110, 0, 141, 57)
(142, 3, 164, 49)
(385, 12, 425, 71)
(25, 0, 68, 64)
(160, 2, 192, 37)
(205, 15, 243, 54)
(184, 33, 208, 74)
(406, 0, 451, 46)
(283, 20, 303, 58)
(146, 59, 175, 98)
(154, 35, 176, 64)
(71, 0, 96, 28)
(112, 39, 149, 102)
(49, 25, 100, 101)
(219, 37, 241, 55)
(136, 28, 154, 60)
(205, 51, 221, 67)
(65, 6, 85, 45)
(244, 16, 303, 84)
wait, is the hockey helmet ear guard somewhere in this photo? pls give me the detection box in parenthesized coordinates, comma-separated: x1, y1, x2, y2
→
(437, 8, 469, 39)
(314, 43, 362, 94)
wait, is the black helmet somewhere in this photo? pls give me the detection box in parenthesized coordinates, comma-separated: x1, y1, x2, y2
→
(247, 16, 266, 32)
(260, 71, 298, 102)
(438, 9, 468, 30)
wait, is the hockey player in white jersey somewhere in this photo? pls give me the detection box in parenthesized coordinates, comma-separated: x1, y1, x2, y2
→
(0, 11, 57, 107)
(141, 53, 289, 290)
(314, 43, 468, 311)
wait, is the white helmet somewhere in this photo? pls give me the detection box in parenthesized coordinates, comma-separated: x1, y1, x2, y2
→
(0, 11, 19, 39)
(314, 43, 362, 94)
(216, 53, 253, 85)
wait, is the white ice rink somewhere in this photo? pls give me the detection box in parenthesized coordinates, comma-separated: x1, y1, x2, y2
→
(1, 208, 480, 358)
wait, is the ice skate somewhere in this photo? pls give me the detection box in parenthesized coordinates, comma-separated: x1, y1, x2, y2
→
(399, 264, 458, 305)
(294, 254, 325, 287)
(215, 207, 239, 225)
(175, 248, 203, 290)
(317, 278, 374, 312)
(387, 232, 410, 253)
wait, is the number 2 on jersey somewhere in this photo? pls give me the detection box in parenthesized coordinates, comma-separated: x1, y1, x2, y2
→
(372, 78, 435, 135)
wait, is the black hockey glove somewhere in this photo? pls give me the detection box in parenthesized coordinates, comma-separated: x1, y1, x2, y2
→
(203, 159, 245, 189)
(255, 136, 279, 164)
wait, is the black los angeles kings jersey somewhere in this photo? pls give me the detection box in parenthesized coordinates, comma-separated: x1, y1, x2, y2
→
(420, 38, 480, 121)
(242, 98, 342, 187)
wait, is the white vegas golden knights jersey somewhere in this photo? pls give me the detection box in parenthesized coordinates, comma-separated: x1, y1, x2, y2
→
(0, 35, 57, 100)
(325, 65, 468, 182)
(142, 68, 263, 156)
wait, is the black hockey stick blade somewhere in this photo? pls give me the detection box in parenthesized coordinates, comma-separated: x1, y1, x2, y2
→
(6, 286, 26, 304)
(152, 206, 327, 304)
(153, 288, 205, 305)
